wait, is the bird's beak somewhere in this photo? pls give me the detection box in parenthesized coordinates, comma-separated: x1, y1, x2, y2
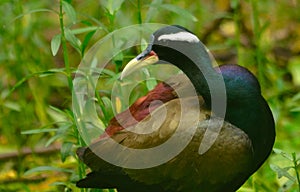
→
(120, 44, 158, 80)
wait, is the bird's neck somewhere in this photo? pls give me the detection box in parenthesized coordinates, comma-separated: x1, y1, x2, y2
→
(161, 43, 224, 103)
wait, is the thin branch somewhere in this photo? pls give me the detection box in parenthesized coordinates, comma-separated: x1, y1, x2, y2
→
(0, 144, 60, 161)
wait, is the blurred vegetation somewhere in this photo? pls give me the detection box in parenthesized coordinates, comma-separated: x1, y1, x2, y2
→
(0, 0, 300, 191)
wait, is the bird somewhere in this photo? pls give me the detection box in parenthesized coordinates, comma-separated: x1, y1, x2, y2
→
(76, 25, 275, 192)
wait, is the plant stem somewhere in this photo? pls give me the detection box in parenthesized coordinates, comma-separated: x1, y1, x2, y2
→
(59, 0, 73, 90)
(292, 153, 300, 192)
(59, 1, 85, 191)
(250, 0, 265, 85)
(232, 1, 242, 66)
(137, 0, 142, 24)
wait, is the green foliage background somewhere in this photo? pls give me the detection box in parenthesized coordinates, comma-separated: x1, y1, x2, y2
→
(0, 0, 300, 191)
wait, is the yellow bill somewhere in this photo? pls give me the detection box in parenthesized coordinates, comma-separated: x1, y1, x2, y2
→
(120, 51, 159, 80)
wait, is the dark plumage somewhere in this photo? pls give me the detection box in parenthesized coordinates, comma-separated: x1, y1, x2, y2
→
(76, 25, 275, 192)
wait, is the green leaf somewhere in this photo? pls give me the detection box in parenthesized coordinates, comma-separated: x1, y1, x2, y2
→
(49, 182, 68, 187)
(62, 1, 77, 24)
(150, 3, 198, 22)
(61, 142, 73, 162)
(230, 0, 240, 9)
(112, 0, 125, 13)
(57, 123, 73, 134)
(273, 148, 293, 161)
(104, 0, 125, 15)
(270, 164, 296, 182)
(38, 68, 68, 77)
(146, 77, 157, 91)
(24, 166, 73, 176)
(291, 92, 300, 102)
(101, 96, 114, 120)
(51, 34, 61, 56)
(114, 51, 124, 63)
(81, 30, 96, 56)
(22, 128, 58, 134)
(71, 26, 101, 35)
(3, 101, 21, 111)
(65, 27, 82, 54)
(290, 107, 300, 112)
(145, 0, 163, 22)
(10, 9, 58, 24)
(45, 134, 64, 147)
(44, 123, 72, 146)
(288, 56, 300, 86)
(140, 38, 148, 52)
(101, 68, 117, 77)
(47, 106, 68, 122)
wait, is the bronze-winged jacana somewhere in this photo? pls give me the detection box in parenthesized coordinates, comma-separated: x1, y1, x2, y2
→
(76, 25, 275, 192)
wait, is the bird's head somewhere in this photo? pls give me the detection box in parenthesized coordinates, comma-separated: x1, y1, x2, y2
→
(120, 25, 206, 79)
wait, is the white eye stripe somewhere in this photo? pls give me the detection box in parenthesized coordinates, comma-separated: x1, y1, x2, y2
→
(157, 32, 200, 43)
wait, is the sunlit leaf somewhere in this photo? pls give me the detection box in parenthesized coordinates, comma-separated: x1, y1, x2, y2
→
(146, 77, 157, 91)
(290, 107, 300, 112)
(270, 164, 296, 182)
(49, 182, 68, 186)
(22, 128, 57, 134)
(114, 51, 124, 61)
(51, 34, 61, 56)
(114, 96, 122, 114)
(3, 101, 21, 111)
(45, 134, 63, 147)
(65, 27, 82, 54)
(71, 26, 101, 35)
(273, 148, 293, 161)
(288, 56, 300, 86)
(101, 96, 114, 119)
(140, 38, 148, 52)
(10, 8, 57, 24)
(62, 1, 76, 24)
(104, 0, 125, 15)
(24, 166, 73, 176)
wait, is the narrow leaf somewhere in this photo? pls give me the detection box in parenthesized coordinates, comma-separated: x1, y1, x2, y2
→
(45, 134, 64, 147)
(22, 128, 58, 134)
(65, 27, 82, 54)
(61, 142, 73, 162)
(10, 9, 58, 24)
(150, 4, 198, 22)
(106, 0, 125, 15)
(49, 182, 68, 186)
(273, 148, 293, 161)
(112, 0, 125, 14)
(3, 101, 21, 111)
(51, 34, 61, 56)
(81, 30, 96, 56)
(270, 164, 296, 182)
(145, 0, 163, 22)
(71, 26, 100, 35)
(24, 166, 73, 176)
(62, 1, 77, 24)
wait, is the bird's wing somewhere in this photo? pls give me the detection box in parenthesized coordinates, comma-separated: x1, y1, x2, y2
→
(77, 96, 254, 191)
